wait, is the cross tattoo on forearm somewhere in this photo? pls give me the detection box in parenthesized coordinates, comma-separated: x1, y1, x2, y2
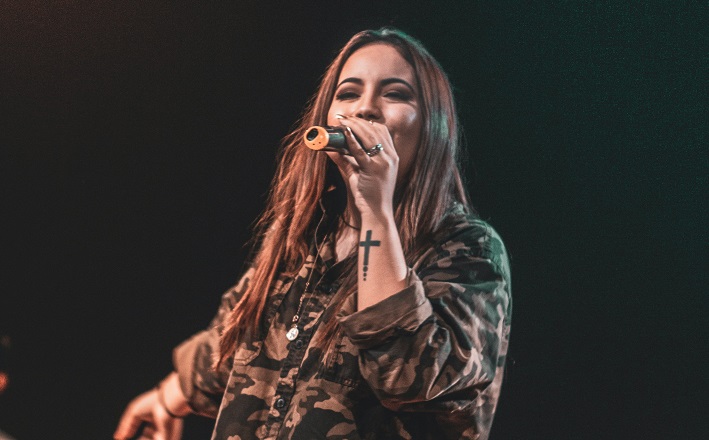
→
(359, 230, 380, 281)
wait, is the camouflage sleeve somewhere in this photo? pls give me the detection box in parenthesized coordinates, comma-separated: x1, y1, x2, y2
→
(338, 221, 511, 413)
(172, 266, 255, 418)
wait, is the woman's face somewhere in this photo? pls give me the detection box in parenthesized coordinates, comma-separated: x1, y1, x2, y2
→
(327, 43, 422, 180)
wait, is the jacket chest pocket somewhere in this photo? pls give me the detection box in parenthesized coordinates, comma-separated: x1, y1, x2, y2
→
(319, 333, 362, 389)
(232, 339, 263, 366)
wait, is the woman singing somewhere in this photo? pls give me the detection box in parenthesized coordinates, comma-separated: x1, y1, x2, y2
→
(115, 28, 511, 440)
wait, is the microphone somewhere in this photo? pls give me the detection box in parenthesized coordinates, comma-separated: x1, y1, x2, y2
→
(303, 126, 351, 155)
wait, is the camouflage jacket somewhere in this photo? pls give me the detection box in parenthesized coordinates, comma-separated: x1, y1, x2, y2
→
(174, 203, 512, 439)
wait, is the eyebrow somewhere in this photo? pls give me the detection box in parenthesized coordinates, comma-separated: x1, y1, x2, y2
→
(336, 77, 416, 93)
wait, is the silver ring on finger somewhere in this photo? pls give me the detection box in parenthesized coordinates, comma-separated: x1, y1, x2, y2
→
(365, 143, 383, 157)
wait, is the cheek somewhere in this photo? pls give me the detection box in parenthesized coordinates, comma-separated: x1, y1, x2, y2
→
(389, 106, 420, 133)
(405, 110, 422, 133)
(394, 110, 421, 148)
(394, 111, 421, 175)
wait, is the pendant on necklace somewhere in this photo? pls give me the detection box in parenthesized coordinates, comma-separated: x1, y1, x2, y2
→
(286, 325, 299, 341)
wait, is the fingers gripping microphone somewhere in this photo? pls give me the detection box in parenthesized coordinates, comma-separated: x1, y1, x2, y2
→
(303, 126, 351, 155)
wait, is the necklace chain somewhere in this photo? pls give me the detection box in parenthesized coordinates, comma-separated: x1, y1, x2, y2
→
(286, 214, 327, 342)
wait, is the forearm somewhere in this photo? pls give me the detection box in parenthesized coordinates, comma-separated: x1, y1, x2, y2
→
(357, 211, 409, 310)
(342, 257, 511, 409)
(339, 215, 513, 407)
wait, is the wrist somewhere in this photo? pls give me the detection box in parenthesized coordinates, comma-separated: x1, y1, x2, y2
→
(157, 372, 192, 418)
(156, 385, 183, 418)
(359, 206, 395, 225)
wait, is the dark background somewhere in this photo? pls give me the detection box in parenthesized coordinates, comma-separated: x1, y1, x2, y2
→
(1, 1, 705, 439)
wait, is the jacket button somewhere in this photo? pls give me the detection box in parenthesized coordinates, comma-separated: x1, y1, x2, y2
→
(275, 398, 286, 409)
(294, 339, 304, 349)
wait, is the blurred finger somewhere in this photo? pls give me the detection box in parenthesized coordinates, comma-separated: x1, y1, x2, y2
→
(114, 408, 145, 439)
(138, 423, 156, 439)
(166, 418, 184, 440)
(153, 404, 184, 440)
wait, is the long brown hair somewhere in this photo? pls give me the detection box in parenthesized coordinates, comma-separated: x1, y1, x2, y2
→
(218, 28, 469, 366)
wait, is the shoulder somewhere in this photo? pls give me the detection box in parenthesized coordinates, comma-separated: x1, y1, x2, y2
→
(420, 203, 511, 285)
(433, 203, 507, 256)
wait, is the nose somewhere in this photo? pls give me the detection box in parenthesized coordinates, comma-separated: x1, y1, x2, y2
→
(354, 93, 382, 122)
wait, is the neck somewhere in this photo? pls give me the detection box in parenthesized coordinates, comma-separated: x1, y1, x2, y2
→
(335, 224, 358, 262)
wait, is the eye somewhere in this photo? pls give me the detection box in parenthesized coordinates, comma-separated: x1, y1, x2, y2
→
(384, 90, 412, 101)
(335, 91, 359, 101)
